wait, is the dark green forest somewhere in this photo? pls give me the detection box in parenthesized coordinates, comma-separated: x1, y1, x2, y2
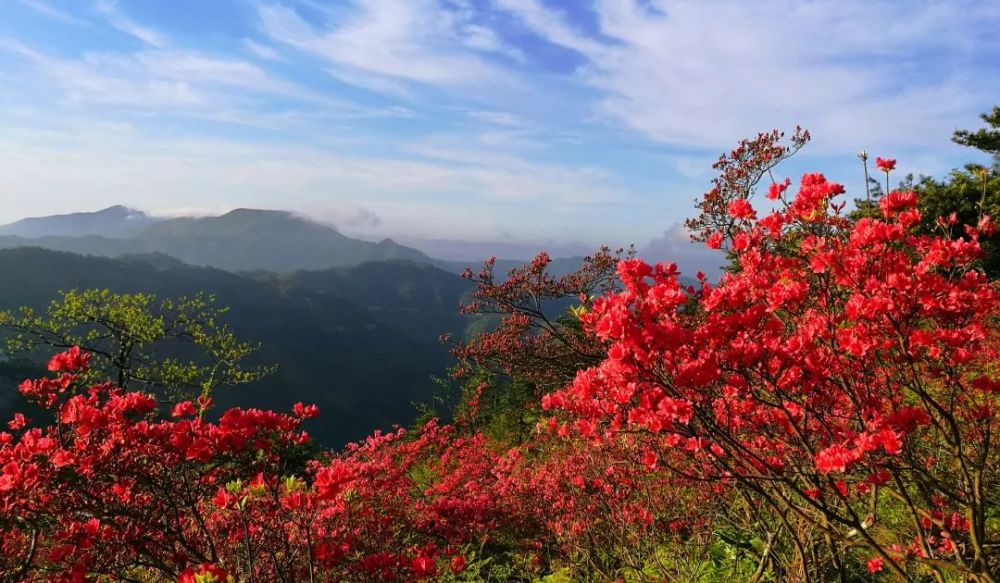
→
(0, 247, 471, 444)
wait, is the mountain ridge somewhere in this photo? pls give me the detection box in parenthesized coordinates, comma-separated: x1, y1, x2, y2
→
(0, 205, 159, 238)
(0, 206, 434, 273)
(0, 206, 724, 281)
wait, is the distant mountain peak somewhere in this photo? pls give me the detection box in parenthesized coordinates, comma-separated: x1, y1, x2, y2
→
(100, 205, 153, 222)
(0, 205, 159, 239)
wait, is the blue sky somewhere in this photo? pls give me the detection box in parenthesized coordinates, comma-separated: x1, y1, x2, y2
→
(1, 0, 998, 249)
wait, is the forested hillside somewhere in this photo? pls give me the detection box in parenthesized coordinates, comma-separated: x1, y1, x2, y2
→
(0, 247, 472, 444)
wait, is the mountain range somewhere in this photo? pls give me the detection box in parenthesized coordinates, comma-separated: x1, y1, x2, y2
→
(0, 205, 717, 445)
(0, 207, 432, 273)
(0, 205, 725, 277)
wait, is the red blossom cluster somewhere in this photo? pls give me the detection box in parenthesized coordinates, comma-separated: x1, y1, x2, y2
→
(1, 347, 318, 581)
(544, 169, 999, 579)
(2, 346, 507, 580)
(876, 157, 897, 172)
(2, 348, 684, 580)
(2, 351, 706, 581)
(685, 127, 810, 247)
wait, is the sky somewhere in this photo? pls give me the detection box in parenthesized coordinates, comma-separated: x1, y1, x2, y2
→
(1, 0, 998, 249)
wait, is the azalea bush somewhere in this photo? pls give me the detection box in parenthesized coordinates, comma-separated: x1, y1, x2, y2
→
(0, 347, 694, 581)
(0, 346, 315, 581)
(0, 346, 503, 581)
(543, 142, 999, 580)
(1, 130, 997, 582)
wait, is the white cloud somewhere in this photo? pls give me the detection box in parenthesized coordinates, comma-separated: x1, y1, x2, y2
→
(460, 23, 525, 62)
(404, 130, 618, 203)
(0, 39, 204, 108)
(465, 110, 524, 127)
(301, 204, 382, 229)
(258, 1, 522, 95)
(148, 204, 240, 219)
(17, 0, 85, 25)
(494, 0, 606, 56)
(666, 154, 716, 180)
(242, 39, 281, 61)
(95, 0, 168, 47)
(0, 40, 378, 117)
(495, 0, 1000, 154)
(324, 65, 416, 99)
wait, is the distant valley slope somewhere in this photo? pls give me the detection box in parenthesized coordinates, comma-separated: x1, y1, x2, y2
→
(0, 247, 472, 445)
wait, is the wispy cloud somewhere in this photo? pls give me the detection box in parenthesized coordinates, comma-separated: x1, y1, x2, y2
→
(301, 204, 382, 230)
(1, 39, 203, 108)
(258, 1, 522, 96)
(95, 0, 168, 47)
(16, 0, 86, 25)
(465, 110, 524, 127)
(460, 23, 525, 63)
(496, 0, 1000, 153)
(494, 0, 607, 57)
(242, 39, 281, 61)
(0, 38, 385, 119)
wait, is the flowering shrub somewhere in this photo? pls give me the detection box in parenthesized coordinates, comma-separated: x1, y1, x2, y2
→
(0, 347, 314, 581)
(0, 354, 700, 580)
(545, 165, 999, 580)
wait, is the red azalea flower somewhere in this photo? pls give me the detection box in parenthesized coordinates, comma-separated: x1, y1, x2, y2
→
(7, 413, 28, 431)
(726, 198, 756, 219)
(292, 402, 320, 419)
(875, 157, 896, 172)
(47, 346, 90, 373)
(411, 555, 437, 578)
(879, 190, 918, 216)
(867, 557, 885, 574)
(450, 555, 468, 574)
(172, 401, 197, 418)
